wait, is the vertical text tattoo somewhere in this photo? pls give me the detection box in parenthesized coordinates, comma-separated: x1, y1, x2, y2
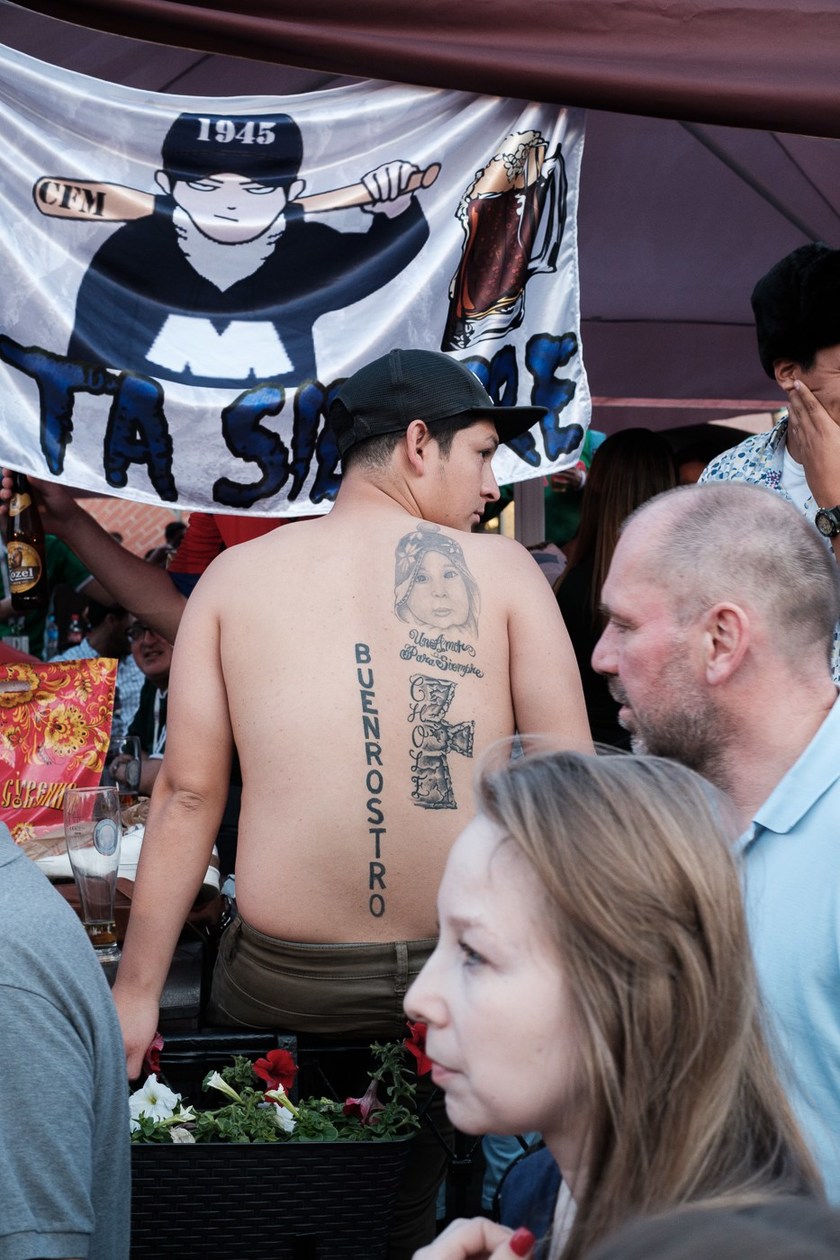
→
(355, 643, 387, 918)
(408, 674, 475, 809)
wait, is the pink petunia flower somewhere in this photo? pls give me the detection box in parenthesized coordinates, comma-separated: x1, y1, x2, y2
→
(343, 1079, 385, 1125)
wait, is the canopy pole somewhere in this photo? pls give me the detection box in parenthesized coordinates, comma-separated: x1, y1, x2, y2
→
(513, 477, 545, 547)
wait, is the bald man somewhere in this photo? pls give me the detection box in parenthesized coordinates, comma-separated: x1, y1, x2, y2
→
(592, 480, 840, 1200)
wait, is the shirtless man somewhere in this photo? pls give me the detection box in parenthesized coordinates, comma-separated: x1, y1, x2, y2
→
(112, 349, 591, 1251)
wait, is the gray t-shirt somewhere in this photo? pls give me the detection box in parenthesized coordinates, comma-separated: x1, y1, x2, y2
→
(0, 824, 130, 1259)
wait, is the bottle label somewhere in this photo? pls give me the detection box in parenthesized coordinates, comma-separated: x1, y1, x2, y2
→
(8, 492, 32, 517)
(8, 543, 43, 593)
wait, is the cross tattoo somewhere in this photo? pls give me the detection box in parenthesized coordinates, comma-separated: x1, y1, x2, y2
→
(407, 673, 475, 809)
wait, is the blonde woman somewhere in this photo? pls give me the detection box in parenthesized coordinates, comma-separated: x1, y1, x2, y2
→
(407, 750, 820, 1260)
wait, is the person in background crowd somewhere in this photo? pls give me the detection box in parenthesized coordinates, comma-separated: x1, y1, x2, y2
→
(525, 541, 567, 587)
(164, 518, 187, 553)
(592, 481, 840, 1201)
(0, 475, 312, 882)
(673, 434, 738, 485)
(0, 819, 130, 1259)
(113, 348, 591, 1259)
(52, 597, 144, 739)
(489, 429, 607, 555)
(542, 429, 607, 549)
(143, 517, 188, 567)
(0, 474, 301, 639)
(700, 242, 840, 681)
(112, 616, 174, 798)
(407, 749, 820, 1260)
(553, 429, 677, 747)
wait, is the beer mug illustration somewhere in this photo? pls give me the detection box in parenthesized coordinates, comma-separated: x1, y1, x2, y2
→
(441, 129, 567, 352)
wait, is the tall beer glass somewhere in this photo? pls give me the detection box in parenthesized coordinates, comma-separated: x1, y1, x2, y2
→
(63, 785, 122, 964)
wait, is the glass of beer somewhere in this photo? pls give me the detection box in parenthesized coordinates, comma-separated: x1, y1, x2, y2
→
(104, 735, 142, 806)
(63, 785, 122, 964)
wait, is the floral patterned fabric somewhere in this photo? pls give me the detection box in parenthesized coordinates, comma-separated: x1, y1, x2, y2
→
(700, 413, 840, 683)
(0, 657, 117, 842)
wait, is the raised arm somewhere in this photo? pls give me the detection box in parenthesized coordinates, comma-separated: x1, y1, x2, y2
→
(112, 563, 233, 1077)
(1, 471, 186, 641)
(503, 540, 593, 752)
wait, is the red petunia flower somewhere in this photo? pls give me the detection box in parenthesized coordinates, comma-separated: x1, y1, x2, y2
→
(253, 1048, 298, 1093)
(404, 1020, 433, 1075)
(343, 1079, 385, 1125)
(142, 1031, 164, 1077)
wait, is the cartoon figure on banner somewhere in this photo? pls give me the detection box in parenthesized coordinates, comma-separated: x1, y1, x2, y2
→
(14, 112, 438, 505)
(37, 113, 436, 389)
(441, 129, 567, 351)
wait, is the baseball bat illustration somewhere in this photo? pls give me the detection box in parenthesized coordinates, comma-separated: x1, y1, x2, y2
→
(32, 164, 441, 223)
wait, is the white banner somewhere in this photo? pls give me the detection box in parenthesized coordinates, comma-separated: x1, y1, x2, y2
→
(0, 43, 589, 514)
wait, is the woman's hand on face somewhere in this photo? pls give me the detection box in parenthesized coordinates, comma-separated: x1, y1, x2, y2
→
(412, 1218, 535, 1260)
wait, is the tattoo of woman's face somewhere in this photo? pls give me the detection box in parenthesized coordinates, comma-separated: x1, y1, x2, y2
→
(394, 523, 480, 636)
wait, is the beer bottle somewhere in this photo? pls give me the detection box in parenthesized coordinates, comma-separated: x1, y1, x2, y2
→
(6, 472, 49, 611)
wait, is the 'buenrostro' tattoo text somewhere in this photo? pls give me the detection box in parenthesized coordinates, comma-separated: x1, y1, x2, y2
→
(355, 643, 388, 918)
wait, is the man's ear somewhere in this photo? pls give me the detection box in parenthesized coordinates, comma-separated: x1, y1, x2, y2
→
(404, 419, 432, 475)
(286, 178, 305, 205)
(773, 357, 801, 391)
(701, 602, 750, 684)
(154, 170, 173, 197)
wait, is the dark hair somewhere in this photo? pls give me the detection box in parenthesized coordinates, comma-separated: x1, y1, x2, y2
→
(85, 599, 126, 630)
(160, 112, 303, 187)
(340, 412, 483, 472)
(752, 243, 840, 379)
(554, 428, 677, 622)
(164, 520, 186, 546)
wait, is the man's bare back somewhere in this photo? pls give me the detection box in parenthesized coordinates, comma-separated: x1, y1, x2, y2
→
(180, 502, 584, 942)
(114, 349, 590, 1082)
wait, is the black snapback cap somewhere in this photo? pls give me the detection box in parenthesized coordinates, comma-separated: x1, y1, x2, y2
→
(329, 348, 545, 458)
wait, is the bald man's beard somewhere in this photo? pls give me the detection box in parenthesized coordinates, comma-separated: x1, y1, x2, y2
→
(611, 676, 733, 792)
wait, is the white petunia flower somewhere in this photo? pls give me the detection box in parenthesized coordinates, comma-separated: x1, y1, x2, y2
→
(170, 1105, 197, 1123)
(271, 1103, 297, 1134)
(204, 1071, 243, 1103)
(265, 1086, 298, 1116)
(129, 1074, 184, 1130)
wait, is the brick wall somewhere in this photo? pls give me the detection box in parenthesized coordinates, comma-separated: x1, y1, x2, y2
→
(78, 495, 190, 558)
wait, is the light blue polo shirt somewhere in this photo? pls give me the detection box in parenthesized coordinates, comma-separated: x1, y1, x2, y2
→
(737, 692, 840, 1201)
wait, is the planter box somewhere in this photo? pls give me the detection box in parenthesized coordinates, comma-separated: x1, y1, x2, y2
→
(131, 1137, 412, 1259)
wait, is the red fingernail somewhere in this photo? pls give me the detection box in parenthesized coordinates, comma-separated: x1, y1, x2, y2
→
(510, 1226, 536, 1257)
